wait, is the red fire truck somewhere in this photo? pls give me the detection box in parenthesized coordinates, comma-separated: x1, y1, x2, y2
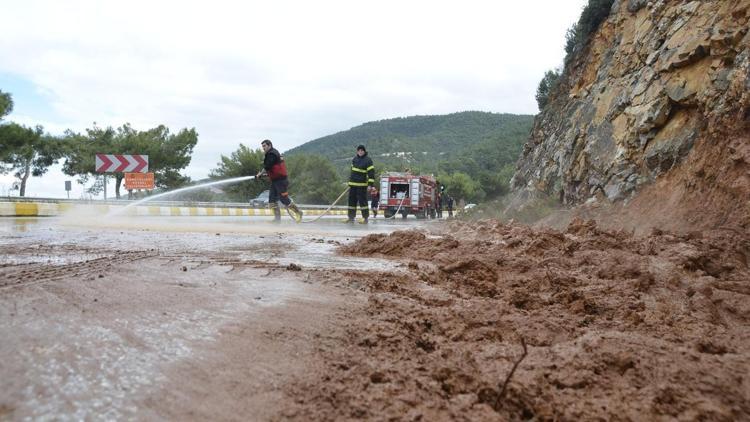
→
(378, 172, 437, 219)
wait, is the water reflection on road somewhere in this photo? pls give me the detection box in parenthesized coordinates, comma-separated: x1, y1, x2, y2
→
(0, 215, 434, 271)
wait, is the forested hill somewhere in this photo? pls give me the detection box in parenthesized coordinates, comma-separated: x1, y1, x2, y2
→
(286, 111, 534, 175)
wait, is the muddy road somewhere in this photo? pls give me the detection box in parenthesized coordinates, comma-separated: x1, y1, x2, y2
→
(2, 215, 749, 421)
(0, 216, 417, 420)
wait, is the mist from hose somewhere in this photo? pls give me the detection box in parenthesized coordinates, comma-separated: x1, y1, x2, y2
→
(112, 175, 256, 215)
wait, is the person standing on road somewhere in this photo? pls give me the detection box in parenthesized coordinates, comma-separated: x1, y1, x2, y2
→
(447, 195, 454, 218)
(436, 191, 443, 219)
(370, 186, 380, 218)
(256, 139, 303, 223)
(346, 145, 375, 223)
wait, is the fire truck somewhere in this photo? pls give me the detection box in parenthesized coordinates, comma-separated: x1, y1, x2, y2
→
(378, 172, 438, 219)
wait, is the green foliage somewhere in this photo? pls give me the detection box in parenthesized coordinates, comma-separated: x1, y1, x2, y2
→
(287, 111, 533, 202)
(208, 143, 265, 202)
(564, 0, 615, 61)
(287, 111, 534, 180)
(286, 154, 342, 204)
(0, 90, 12, 120)
(0, 123, 63, 196)
(438, 171, 483, 203)
(61, 123, 198, 197)
(536, 69, 561, 110)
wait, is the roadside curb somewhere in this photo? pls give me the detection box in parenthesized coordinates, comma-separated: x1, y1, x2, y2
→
(0, 201, 348, 217)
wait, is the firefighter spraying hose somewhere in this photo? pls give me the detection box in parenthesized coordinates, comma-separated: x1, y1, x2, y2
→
(257, 139, 303, 223)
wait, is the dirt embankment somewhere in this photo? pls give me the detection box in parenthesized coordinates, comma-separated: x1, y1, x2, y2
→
(283, 219, 750, 421)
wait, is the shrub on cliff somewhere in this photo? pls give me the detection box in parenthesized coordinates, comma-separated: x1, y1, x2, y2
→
(0, 90, 12, 119)
(564, 0, 616, 61)
(536, 69, 561, 110)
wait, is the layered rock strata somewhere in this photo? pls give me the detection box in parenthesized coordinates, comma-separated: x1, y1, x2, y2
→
(513, 0, 750, 220)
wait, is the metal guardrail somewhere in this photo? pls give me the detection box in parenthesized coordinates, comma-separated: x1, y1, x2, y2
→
(0, 196, 347, 210)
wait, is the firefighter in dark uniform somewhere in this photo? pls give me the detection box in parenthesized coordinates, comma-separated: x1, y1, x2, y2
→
(347, 145, 375, 223)
(256, 139, 303, 222)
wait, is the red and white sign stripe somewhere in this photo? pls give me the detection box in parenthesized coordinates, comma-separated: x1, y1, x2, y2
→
(95, 154, 149, 173)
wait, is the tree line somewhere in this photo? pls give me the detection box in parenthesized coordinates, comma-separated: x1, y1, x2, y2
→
(1, 88, 533, 205)
(0, 89, 342, 203)
(0, 91, 199, 198)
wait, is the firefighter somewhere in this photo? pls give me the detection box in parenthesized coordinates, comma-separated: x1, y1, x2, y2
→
(256, 139, 303, 223)
(346, 145, 375, 223)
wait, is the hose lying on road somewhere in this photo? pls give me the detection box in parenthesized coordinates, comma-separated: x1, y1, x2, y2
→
(297, 187, 351, 223)
(383, 195, 408, 219)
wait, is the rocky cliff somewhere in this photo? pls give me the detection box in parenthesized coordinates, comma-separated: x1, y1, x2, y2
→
(512, 0, 750, 230)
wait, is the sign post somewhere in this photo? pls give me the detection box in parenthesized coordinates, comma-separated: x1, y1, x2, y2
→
(65, 181, 71, 199)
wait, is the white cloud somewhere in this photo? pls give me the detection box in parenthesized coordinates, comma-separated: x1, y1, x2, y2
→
(0, 0, 586, 198)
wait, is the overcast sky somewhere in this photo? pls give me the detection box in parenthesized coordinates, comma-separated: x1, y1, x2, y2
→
(0, 0, 586, 198)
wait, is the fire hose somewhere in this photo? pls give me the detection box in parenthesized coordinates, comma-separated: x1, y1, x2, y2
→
(383, 194, 408, 219)
(298, 187, 351, 223)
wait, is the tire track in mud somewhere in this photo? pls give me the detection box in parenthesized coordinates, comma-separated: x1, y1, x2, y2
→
(157, 253, 277, 273)
(0, 250, 158, 289)
(0, 240, 299, 290)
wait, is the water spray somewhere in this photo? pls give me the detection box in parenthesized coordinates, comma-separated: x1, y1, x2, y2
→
(111, 175, 256, 215)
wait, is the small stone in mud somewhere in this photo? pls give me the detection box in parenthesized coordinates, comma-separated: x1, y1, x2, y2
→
(216, 233, 221, 236)
(408, 262, 419, 270)
(98, 274, 104, 278)
(286, 263, 302, 271)
(370, 371, 388, 384)
(181, 266, 188, 272)
(255, 296, 262, 300)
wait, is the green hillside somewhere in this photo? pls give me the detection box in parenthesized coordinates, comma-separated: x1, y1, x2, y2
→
(286, 111, 534, 200)
(286, 111, 534, 172)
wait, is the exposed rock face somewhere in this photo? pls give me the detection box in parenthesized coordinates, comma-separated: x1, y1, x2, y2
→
(512, 0, 750, 228)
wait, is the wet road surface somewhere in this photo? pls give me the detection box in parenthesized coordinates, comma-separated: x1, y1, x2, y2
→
(0, 215, 430, 420)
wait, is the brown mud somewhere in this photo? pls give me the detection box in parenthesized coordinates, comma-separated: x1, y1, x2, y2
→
(284, 219, 750, 421)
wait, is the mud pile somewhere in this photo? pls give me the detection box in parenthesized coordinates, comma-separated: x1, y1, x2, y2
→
(284, 219, 750, 420)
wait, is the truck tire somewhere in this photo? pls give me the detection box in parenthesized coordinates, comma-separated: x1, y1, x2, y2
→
(401, 210, 408, 219)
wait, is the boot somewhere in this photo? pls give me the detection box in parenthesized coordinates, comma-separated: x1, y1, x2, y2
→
(287, 203, 303, 223)
(271, 203, 281, 221)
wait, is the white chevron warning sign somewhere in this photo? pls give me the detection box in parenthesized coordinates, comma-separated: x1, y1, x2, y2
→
(95, 154, 149, 173)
